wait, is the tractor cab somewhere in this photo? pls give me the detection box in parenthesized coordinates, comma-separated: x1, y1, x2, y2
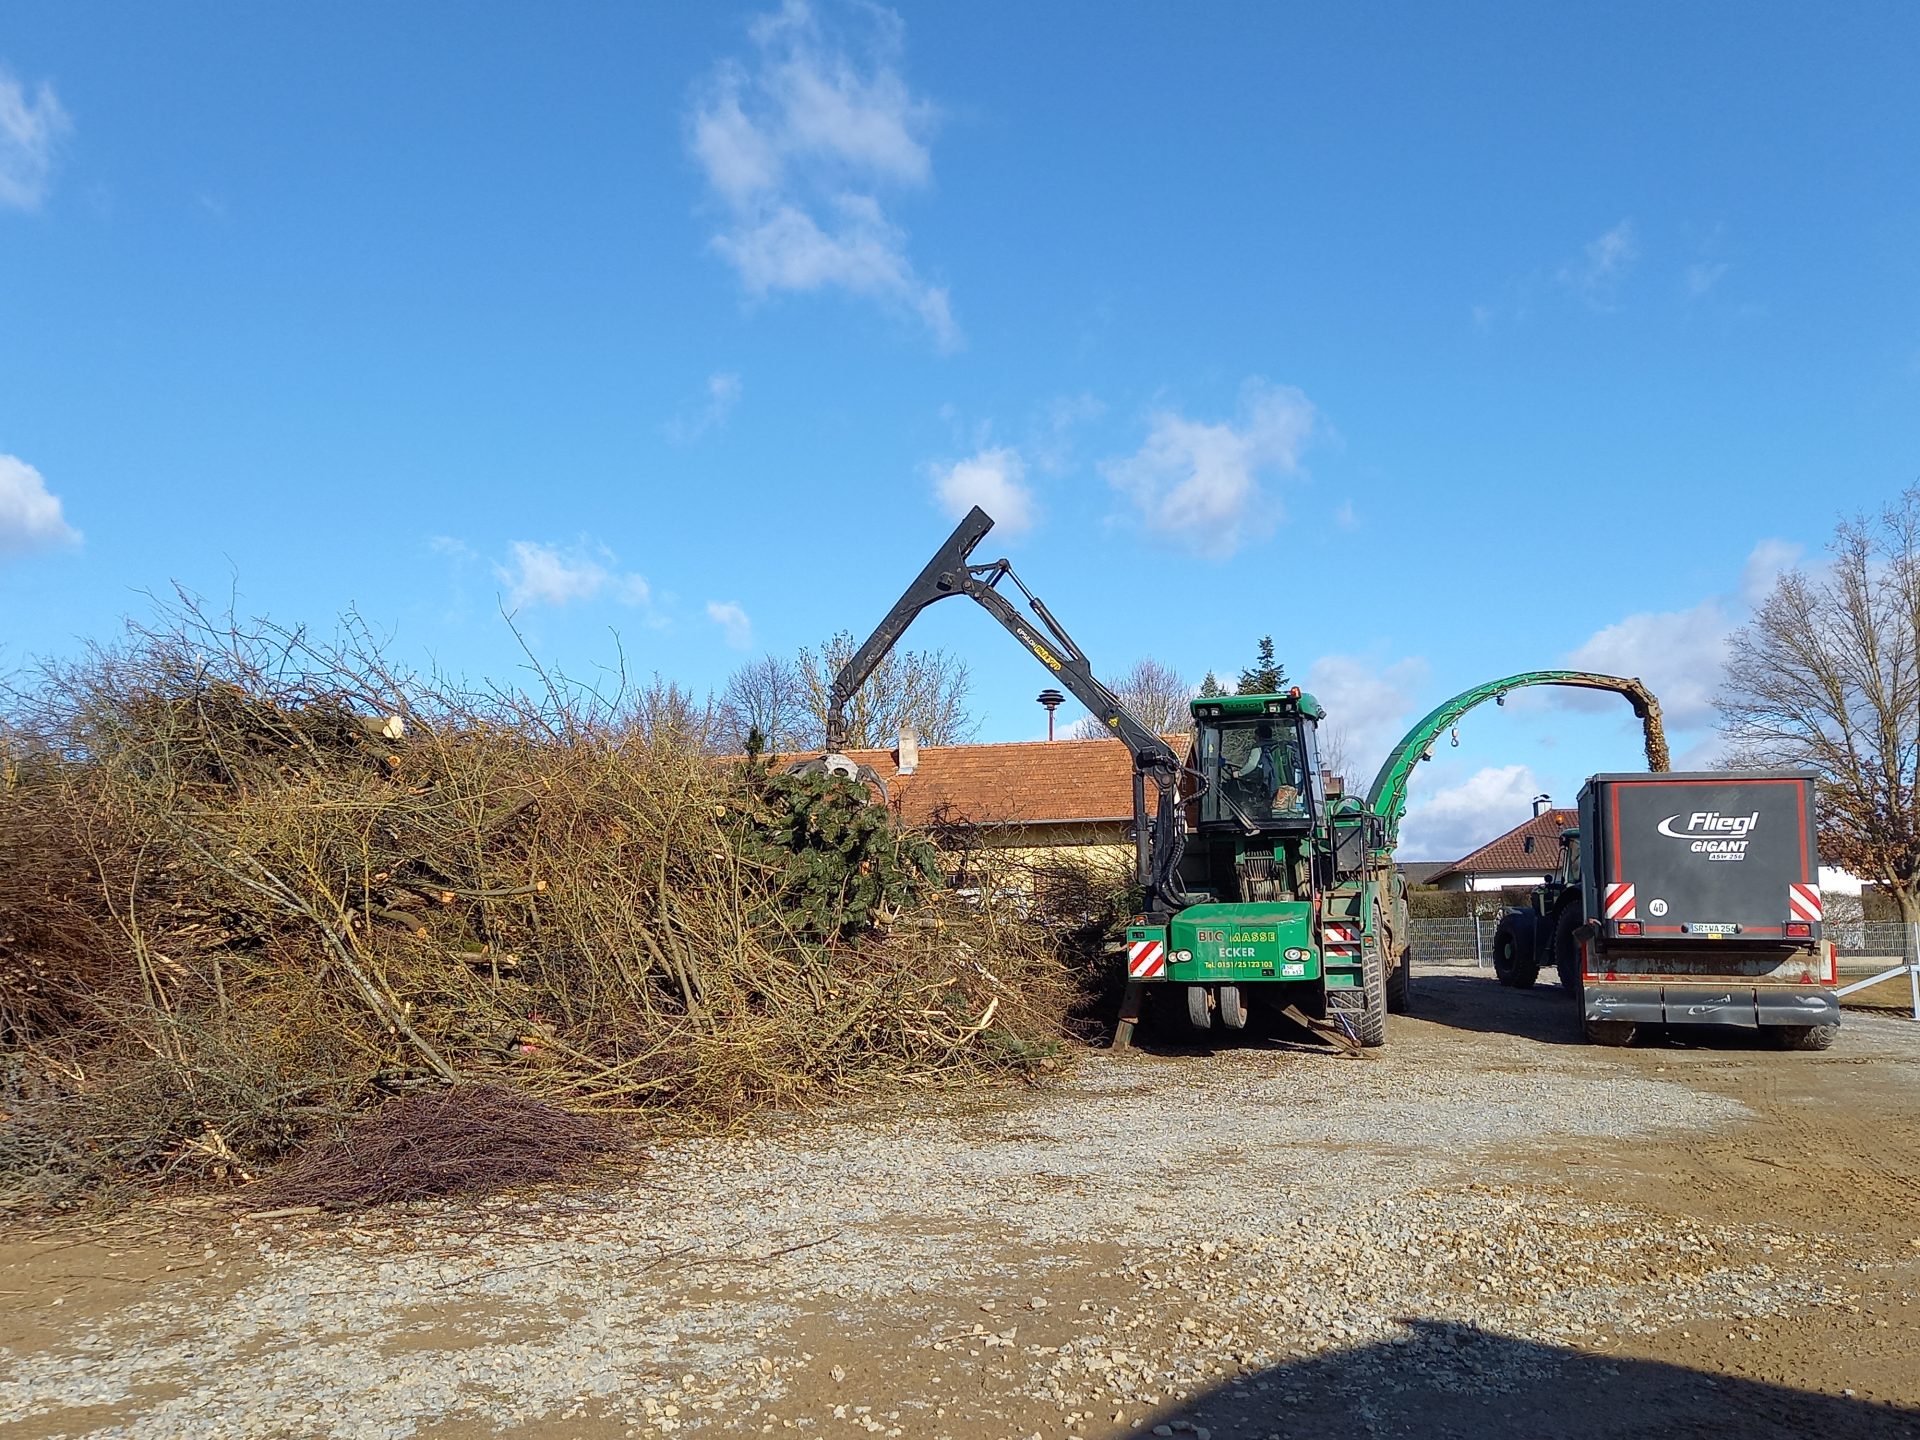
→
(1191, 690, 1325, 833)
(1520, 826, 1581, 920)
(1185, 690, 1327, 906)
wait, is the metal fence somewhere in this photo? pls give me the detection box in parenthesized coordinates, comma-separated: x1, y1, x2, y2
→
(1408, 917, 1913, 966)
(1828, 921, 1909, 959)
(1408, 918, 1494, 966)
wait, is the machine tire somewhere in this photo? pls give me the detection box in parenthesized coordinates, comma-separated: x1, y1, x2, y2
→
(1218, 985, 1248, 1030)
(1186, 984, 1212, 1030)
(1773, 1023, 1839, 1051)
(1356, 946, 1388, 1048)
(1584, 1019, 1637, 1047)
(1552, 904, 1585, 1000)
(1385, 949, 1412, 1014)
(1492, 914, 1540, 989)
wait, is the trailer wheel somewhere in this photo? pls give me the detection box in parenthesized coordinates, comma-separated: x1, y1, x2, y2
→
(1552, 904, 1584, 1000)
(1584, 1019, 1636, 1046)
(1218, 985, 1248, 1030)
(1186, 985, 1213, 1030)
(1385, 949, 1413, 1014)
(1773, 1023, 1838, 1051)
(1356, 947, 1388, 1047)
(1492, 914, 1540, 989)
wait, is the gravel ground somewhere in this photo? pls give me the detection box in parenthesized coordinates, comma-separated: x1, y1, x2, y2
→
(4, 969, 1919, 1440)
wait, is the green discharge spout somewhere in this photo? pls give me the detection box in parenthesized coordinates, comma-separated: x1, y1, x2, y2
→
(1365, 670, 1669, 851)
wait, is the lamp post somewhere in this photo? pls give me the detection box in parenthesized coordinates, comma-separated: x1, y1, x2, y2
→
(1037, 688, 1066, 740)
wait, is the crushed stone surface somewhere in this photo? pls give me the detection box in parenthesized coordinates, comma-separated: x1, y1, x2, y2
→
(5, 974, 1918, 1439)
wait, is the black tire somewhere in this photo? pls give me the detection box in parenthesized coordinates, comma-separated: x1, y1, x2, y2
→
(1492, 913, 1540, 989)
(1385, 948, 1412, 1014)
(1218, 984, 1248, 1030)
(1584, 1019, 1636, 1047)
(1552, 903, 1585, 999)
(1186, 984, 1212, 1030)
(1773, 1023, 1839, 1051)
(1356, 945, 1388, 1047)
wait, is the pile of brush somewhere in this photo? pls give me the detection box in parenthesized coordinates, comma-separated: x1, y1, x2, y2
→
(0, 601, 1088, 1212)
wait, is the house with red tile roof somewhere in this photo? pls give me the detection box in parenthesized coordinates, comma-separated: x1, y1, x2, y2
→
(1423, 804, 1578, 892)
(759, 733, 1192, 853)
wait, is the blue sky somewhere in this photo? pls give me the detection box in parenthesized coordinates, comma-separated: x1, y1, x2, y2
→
(3, 2, 1916, 857)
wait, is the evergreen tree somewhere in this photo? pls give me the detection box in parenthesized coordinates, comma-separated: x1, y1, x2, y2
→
(1237, 636, 1287, 695)
(1198, 671, 1226, 698)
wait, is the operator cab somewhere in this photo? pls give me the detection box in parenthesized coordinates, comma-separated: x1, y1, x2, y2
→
(1192, 690, 1325, 832)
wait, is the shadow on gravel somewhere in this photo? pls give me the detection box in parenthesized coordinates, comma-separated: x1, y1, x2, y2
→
(1403, 970, 1588, 1046)
(1113, 996, 1351, 1058)
(1407, 972, 1830, 1053)
(1140, 1318, 1918, 1439)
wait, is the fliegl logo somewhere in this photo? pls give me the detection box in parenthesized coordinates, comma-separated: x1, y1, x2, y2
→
(1657, 811, 1761, 859)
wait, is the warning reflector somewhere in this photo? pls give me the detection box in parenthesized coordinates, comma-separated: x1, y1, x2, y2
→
(1603, 882, 1637, 921)
(1126, 939, 1166, 978)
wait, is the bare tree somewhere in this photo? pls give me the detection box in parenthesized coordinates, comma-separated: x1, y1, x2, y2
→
(1719, 486, 1920, 922)
(1316, 721, 1353, 790)
(716, 654, 808, 755)
(796, 631, 975, 750)
(1070, 658, 1193, 739)
(630, 676, 716, 751)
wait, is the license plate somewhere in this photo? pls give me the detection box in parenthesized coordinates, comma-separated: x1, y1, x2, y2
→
(1280, 962, 1306, 977)
(1686, 923, 1738, 935)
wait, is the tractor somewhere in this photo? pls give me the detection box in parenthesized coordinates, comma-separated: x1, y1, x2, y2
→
(1491, 826, 1585, 994)
(806, 505, 1671, 1049)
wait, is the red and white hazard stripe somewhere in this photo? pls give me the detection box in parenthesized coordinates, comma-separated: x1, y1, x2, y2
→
(1603, 882, 1637, 922)
(1322, 923, 1360, 957)
(1126, 938, 1166, 978)
(1788, 883, 1822, 922)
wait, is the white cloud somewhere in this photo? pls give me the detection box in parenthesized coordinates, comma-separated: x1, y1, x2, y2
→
(929, 446, 1033, 533)
(689, 1, 955, 348)
(1558, 220, 1639, 309)
(1101, 379, 1318, 555)
(1561, 537, 1800, 734)
(1333, 499, 1358, 531)
(666, 370, 743, 443)
(0, 66, 70, 211)
(494, 541, 651, 611)
(1399, 762, 1545, 860)
(707, 600, 753, 648)
(1739, 537, 1802, 607)
(0, 453, 81, 555)
(1303, 652, 1429, 784)
(1565, 597, 1730, 733)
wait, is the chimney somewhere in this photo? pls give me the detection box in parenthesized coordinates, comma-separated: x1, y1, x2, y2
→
(896, 725, 919, 776)
(1532, 793, 1552, 817)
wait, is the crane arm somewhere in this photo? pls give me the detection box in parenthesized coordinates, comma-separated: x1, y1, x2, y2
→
(1364, 670, 1669, 849)
(812, 505, 1191, 908)
(822, 507, 1182, 775)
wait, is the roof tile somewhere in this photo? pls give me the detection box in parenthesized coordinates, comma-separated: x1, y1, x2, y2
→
(742, 736, 1192, 828)
(1428, 808, 1578, 882)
